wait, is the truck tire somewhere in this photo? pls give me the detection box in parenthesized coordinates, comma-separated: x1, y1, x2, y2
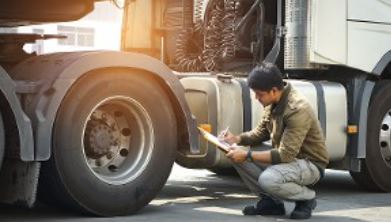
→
(0, 114, 4, 169)
(353, 80, 391, 191)
(349, 163, 379, 191)
(38, 70, 177, 216)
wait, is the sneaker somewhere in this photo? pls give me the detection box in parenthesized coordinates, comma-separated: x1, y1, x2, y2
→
(242, 196, 285, 216)
(290, 198, 317, 219)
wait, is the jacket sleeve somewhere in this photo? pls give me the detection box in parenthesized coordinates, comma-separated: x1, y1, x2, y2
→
(238, 107, 271, 146)
(270, 108, 312, 164)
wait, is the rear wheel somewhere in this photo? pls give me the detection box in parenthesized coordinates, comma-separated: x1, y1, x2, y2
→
(351, 81, 391, 191)
(349, 163, 379, 191)
(38, 70, 177, 216)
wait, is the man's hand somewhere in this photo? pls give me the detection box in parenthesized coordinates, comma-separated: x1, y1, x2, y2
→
(226, 147, 247, 163)
(218, 130, 241, 145)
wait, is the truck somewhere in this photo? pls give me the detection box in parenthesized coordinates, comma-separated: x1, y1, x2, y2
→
(0, 0, 390, 217)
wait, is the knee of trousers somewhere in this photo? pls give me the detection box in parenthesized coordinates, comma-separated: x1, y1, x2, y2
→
(258, 169, 283, 193)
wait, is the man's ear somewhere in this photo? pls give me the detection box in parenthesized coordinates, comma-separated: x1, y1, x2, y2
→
(271, 87, 279, 94)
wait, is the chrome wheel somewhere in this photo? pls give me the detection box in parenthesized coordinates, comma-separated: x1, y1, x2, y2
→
(82, 96, 154, 185)
(379, 110, 391, 168)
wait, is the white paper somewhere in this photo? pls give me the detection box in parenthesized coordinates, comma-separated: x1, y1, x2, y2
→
(198, 127, 231, 153)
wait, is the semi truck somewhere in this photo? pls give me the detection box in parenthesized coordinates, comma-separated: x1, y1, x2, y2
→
(0, 0, 390, 217)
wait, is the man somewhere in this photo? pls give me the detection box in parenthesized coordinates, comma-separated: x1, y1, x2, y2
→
(222, 63, 329, 219)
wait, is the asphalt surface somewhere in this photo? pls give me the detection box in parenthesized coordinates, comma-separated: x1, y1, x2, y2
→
(1, 164, 391, 221)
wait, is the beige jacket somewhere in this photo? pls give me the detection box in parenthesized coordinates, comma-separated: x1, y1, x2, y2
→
(239, 83, 329, 170)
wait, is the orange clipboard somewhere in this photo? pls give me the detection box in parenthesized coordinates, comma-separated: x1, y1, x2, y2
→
(197, 127, 231, 154)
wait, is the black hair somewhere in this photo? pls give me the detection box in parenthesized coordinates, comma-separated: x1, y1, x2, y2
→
(247, 62, 284, 91)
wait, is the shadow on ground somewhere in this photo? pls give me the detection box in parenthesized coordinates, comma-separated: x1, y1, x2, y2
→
(0, 169, 389, 221)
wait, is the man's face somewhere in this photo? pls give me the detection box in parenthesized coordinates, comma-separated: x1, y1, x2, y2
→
(253, 88, 279, 107)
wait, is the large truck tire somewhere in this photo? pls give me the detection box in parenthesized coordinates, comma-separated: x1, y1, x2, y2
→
(349, 163, 379, 191)
(38, 70, 177, 216)
(0, 113, 4, 170)
(351, 80, 391, 192)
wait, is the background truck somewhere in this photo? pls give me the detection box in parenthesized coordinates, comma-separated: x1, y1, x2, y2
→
(0, 0, 390, 217)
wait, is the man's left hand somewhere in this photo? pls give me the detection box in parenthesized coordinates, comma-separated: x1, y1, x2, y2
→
(226, 147, 247, 163)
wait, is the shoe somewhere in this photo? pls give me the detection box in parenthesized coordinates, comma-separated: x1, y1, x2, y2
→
(290, 198, 317, 219)
(242, 196, 285, 216)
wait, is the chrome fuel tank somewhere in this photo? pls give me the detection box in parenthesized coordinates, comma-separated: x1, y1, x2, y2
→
(251, 80, 348, 160)
(178, 74, 244, 168)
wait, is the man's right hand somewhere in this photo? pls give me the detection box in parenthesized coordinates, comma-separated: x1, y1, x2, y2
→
(218, 130, 241, 145)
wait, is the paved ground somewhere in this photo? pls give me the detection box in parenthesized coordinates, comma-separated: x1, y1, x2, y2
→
(1, 164, 391, 221)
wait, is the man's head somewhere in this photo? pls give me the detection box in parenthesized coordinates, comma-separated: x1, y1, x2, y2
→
(247, 63, 284, 107)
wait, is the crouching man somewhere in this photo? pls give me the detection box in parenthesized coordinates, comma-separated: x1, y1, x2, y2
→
(223, 63, 329, 219)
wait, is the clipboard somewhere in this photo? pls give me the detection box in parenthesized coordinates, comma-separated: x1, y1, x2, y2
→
(197, 127, 231, 153)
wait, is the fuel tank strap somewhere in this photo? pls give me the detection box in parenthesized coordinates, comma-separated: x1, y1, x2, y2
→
(311, 81, 327, 138)
(238, 79, 252, 132)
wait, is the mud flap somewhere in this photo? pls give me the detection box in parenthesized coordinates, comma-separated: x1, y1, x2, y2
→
(0, 159, 40, 207)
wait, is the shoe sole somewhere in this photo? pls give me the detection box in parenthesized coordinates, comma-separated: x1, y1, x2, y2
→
(243, 209, 286, 216)
(259, 210, 286, 216)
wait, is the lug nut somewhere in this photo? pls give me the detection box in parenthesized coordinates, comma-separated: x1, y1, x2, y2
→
(111, 124, 117, 131)
(106, 152, 113, 159)
(91, 112, 99, 120)
(112, 140, 119, 146)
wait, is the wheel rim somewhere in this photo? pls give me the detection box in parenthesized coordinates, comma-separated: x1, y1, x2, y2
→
(82, 96, 154, 185)
(379, 110, 391, 168)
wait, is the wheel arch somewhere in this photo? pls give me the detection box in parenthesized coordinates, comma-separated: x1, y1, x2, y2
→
(10, 51, 198, 161)
(373, 50, 391, 77)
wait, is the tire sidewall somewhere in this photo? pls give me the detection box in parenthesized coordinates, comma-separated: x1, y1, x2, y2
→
(53, 71, 177, 215)
(366, 81, 391, 191)
(0, 114, 4, 169)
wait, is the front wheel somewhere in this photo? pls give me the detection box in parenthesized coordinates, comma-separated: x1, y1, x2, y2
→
(38, 69, 177, 216)
(0, 113, 4, 170)
(352, 81, 391, 191)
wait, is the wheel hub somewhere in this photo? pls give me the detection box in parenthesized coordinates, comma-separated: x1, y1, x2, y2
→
(85, 120, 117, 159)
(84, 110, 125, 167)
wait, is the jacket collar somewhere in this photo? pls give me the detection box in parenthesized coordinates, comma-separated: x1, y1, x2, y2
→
(272, 82, 291, 116)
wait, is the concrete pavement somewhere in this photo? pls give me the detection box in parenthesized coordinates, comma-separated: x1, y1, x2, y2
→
(1, 164, 391, 221)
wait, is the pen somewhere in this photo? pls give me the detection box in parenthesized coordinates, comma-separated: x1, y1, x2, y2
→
(222, 126, 230, 137)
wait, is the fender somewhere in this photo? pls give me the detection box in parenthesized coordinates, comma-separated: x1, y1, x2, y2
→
(0, 66, 34, 161)
(349, 79, 375, 160)
(373, 50, 391, 76)
(9, 51, 199, 161)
